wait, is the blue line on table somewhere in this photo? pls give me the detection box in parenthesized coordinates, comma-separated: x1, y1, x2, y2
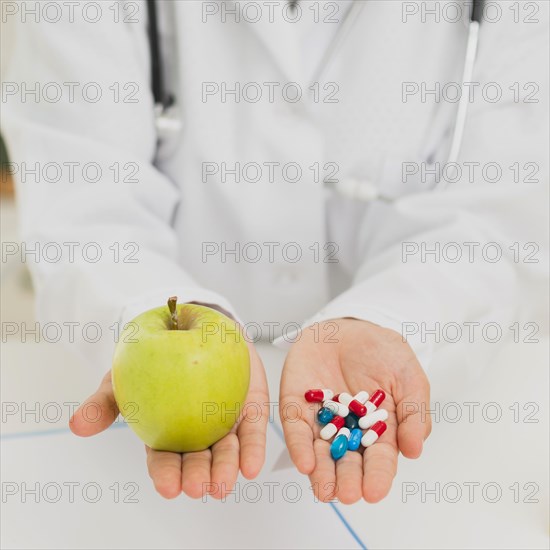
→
(269, 421, 367, 550)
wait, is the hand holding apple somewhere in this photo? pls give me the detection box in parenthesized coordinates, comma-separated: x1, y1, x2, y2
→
(70, 299, 269, 499)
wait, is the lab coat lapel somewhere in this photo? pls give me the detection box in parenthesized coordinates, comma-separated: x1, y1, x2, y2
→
(222, 0, 303, 84)
(228, 0, 364, 88)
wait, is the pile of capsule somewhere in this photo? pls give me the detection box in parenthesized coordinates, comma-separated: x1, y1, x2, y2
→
(305, 388, 388, 460)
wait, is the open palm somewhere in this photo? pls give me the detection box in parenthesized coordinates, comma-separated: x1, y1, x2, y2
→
(280, 318, 431, 504)
(70, 341, 269, 499)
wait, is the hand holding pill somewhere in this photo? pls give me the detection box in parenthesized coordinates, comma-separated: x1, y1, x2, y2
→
(279, 318, 431, 504)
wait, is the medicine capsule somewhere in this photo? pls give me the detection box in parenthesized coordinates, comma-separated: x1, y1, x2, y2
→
(349, 399, 367, 417)
(330, 428, 351, 460)
(320, 415, 345, 440)
(347, 428, 363, 451)
(345, 413, 359, 431)
(337, 392, 367, 417)
(335, 392, 353, 405)
(317, 406, 334, 425)
(358, 408, 389, 430)
(364, 389, 385, 414)
(361, 420, 387, 448)
(304, 389, 334, 403)
(354, 391, 369, 404)
(324, 400, 349, 418)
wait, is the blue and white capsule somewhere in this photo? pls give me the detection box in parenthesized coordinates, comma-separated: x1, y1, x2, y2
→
(330, 427, 351, 460)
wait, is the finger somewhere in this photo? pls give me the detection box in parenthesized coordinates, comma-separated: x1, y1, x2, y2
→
(238, 390, 268, 479)
(281, 414, 315, 475)
(145, 447, 182, 499)
(181, 449, 213, 499)
(210, 433, 240, 499)
(69, 371, 119, 437)
(396, 384, 431, 459)
(335, 450, 363, 504)
(362, 439, 398, 503)
(309, 438, 337, 502)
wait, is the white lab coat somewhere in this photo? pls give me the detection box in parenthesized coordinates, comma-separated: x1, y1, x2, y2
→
(3, 0, 549, 369)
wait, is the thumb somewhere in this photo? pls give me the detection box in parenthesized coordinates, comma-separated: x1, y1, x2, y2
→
(69, 370, 119, 437)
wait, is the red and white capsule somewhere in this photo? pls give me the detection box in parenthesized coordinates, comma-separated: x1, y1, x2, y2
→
(320, 415, 345, 440)
(304, 389, 334, 403)
(334, 392, 350, 404)
(324, 400, 349, 418)
(353, 391, 370, 404)
(364, 389, 385, 415)
(358, 408, 389, 430)
(361, 420, 387, 447)
(336, 392, 367, 417)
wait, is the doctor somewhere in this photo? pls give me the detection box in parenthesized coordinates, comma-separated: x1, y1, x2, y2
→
(3, 0, 548, 504)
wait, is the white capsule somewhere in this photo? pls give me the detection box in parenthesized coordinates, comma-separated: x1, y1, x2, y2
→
(320, 422, 338, 440)
(358, 408, 389, 430)
(323, 400, 349, 418)
(353, 391, 370, 404)
(336, 427, 351, 440)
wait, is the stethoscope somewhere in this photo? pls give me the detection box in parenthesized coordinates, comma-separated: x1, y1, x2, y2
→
(147, 0, 483, 202)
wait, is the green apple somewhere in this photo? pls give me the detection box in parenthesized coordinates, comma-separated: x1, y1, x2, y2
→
(112, 297, 250, 453)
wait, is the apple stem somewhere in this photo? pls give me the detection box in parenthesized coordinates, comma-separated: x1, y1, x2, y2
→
(167, 296, 179, 330)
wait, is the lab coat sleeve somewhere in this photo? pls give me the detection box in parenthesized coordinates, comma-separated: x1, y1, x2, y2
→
(2, 5, 237, 368)
(281, 4, 549, 369)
